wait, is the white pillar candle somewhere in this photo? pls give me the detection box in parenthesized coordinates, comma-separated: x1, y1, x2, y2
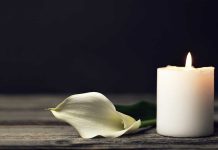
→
(157, 52, 214, 137)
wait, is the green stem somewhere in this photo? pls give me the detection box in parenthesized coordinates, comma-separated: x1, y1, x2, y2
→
(140, 119, 156, 128)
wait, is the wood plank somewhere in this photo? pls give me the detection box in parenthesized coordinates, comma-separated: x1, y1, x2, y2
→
(0, 94, 155, 124)
(0, 94, 218, 149)
(1, 125, 218, 149)
(0, 94, 155, 109)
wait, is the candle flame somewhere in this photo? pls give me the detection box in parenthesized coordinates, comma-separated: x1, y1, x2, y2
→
(185, 52, 192, 68)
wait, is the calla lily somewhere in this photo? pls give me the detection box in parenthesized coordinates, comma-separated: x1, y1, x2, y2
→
(49, 92, 141, 138)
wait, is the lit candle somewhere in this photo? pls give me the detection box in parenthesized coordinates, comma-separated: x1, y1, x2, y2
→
(157, 52, 214, 137)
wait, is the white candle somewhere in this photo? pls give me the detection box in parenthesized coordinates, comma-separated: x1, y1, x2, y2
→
(157, 52, 214, 137)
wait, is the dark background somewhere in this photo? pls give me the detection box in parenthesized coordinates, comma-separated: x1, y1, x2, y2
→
(0, 0, 217, 94)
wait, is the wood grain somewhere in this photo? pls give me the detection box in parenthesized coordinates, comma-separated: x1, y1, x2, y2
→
(1, 125, 218, 149)
(0, 94, 218, 149)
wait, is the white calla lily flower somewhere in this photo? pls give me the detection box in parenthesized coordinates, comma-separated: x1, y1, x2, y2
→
(49, 92, 141, 138)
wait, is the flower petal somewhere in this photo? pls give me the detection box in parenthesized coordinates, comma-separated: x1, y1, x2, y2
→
(96, 119, 141, 138)
(118, 112, 137, 128)
(50, 92, 141, 138)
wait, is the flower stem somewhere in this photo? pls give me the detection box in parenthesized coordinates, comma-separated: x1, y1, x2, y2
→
(140, 119, 156, 128)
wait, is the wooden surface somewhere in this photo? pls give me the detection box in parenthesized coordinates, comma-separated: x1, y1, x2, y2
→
(1, 94, 218, 149)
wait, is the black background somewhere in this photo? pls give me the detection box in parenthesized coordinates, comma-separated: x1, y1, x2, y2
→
(0, 0, 217, 94)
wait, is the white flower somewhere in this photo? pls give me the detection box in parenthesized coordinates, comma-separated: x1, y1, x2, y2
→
(49, 92, 141, 138)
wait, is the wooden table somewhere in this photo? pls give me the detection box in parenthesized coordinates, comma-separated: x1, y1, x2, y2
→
(1, 94, 218, 149)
